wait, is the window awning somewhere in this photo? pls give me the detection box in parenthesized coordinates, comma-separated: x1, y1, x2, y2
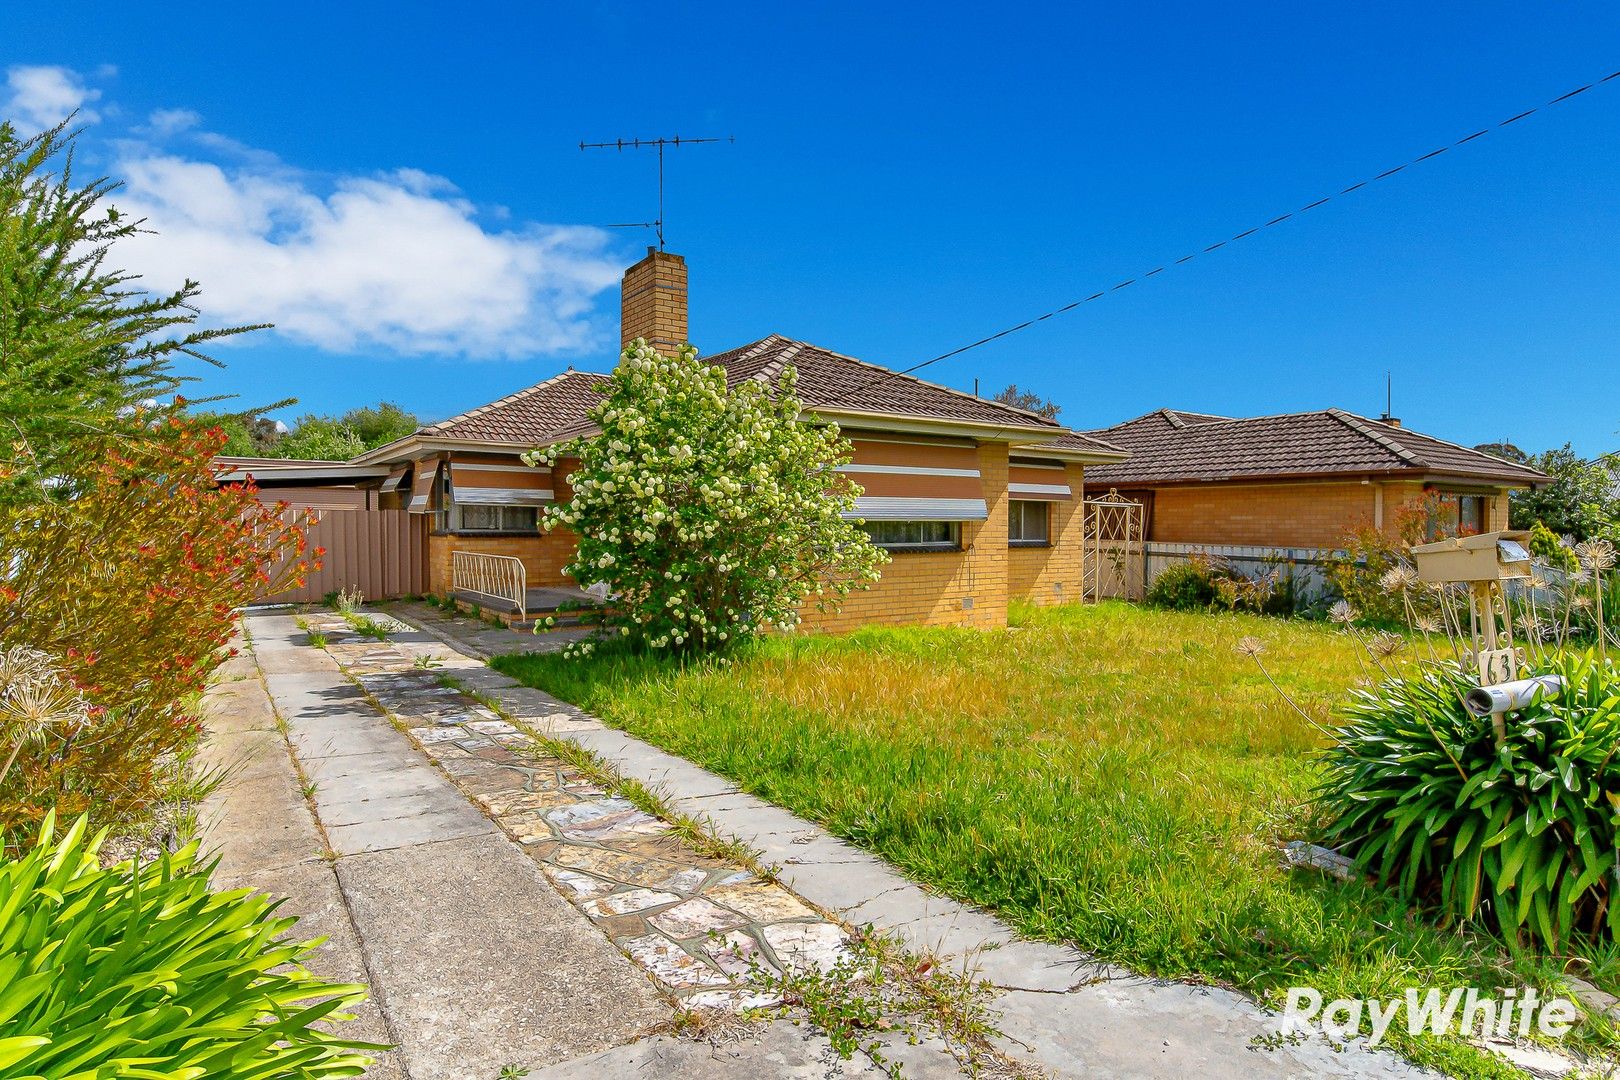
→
(449, 455, 553, 506)
(381, 464, 408, 492)
(407, 459, 441, 513)
(847, 496, 988, 522)
(1008, 460, 1072, 501)
(836, 438, 990, 521)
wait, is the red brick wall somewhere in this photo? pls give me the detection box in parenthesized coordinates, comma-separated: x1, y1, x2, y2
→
(1139, 478, 1513, 549)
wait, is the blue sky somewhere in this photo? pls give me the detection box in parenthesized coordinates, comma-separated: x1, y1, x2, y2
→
(7, 2, 1618, 454)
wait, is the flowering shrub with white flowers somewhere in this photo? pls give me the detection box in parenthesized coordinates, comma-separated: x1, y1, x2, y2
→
(524, 339, 888, 653)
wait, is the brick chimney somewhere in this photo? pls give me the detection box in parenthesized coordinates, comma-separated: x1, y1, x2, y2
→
(620, 246, 688, 356)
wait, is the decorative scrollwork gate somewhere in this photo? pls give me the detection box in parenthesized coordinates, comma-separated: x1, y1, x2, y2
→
(1082, 490, 1145, 601)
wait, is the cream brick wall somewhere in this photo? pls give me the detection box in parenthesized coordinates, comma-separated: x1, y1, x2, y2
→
(800, 442, 1013, 632)
(1008, 463, 1085, 607)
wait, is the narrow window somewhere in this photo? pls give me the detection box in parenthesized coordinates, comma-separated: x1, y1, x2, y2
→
(1008, 500, 1050, 546)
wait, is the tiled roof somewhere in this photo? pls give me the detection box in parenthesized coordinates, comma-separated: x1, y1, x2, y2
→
(1028, 430, 1131, 457)
(707, 335, 1061, 430)
(422, 370, 613, 443)
(1083, 408, 1548, 486)
(408, 335, 1064, 449)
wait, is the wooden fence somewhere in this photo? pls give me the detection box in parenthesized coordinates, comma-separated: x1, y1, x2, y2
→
(257, 508, 427, 604)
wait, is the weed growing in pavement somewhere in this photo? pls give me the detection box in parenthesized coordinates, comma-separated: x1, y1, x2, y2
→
(305, 631, 327, 649)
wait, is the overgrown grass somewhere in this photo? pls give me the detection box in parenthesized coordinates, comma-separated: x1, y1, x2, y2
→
(494, 601, 1620, 1076)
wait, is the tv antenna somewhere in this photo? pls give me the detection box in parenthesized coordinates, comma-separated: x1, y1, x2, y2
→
(579, 134, 734, 250)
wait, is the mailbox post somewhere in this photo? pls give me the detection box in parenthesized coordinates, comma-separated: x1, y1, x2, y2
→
(1410, 530, 1558, 745)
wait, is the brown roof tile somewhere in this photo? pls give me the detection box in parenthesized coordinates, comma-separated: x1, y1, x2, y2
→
(422, 370, 612, 443)
(707, 335, 1062, 430)
(1083, 408, 1547, 486)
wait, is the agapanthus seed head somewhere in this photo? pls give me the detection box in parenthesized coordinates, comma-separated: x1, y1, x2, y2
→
(1329, 600, 1357, 625)
(1236, 636, 1265, 657)
(1370, 631, 1407, 658)
(1575, 539, 1617, 572)
(1379, 565, 1419, 594)
(1413, 614, 1442, 635)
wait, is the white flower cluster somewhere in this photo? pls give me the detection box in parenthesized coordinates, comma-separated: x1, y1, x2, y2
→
(525, 339, 887, 654)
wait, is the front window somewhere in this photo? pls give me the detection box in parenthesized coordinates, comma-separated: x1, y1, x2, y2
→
(861, 520, 961, 552)
(1008, 500, 1050, 546)
(1426, 492, 1488, 540)
(452, 504, 539, 533)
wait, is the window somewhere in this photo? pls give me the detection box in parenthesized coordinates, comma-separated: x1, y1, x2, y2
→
(861, 521, 961, 552)
(452, 504, 539, 533)
(1008, 500, 1050, 546)
(1426, 492, 1489, 540)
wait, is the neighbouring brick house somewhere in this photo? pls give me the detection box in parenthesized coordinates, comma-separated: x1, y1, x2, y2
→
(243, 248, 1128, 629)
(1076, 408, 1547, 559)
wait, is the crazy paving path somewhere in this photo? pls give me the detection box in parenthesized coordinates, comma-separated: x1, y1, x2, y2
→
(200, 611, 969, 1080)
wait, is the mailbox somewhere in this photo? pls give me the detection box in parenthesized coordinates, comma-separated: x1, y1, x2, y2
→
(1409, 529, 1555, 743)
(1411, 530, 1533, 584)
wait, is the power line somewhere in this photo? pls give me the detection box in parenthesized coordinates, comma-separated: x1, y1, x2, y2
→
(857, 66, 1620, 394)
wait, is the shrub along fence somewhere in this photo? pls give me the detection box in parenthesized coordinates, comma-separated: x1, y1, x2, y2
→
(1143, 542, 1335, 608)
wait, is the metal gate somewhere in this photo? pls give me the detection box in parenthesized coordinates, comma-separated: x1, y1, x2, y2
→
(1083, 490, 1145, 602)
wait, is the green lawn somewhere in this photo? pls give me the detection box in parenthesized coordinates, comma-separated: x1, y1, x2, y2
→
(494, 601, 1617, 1076)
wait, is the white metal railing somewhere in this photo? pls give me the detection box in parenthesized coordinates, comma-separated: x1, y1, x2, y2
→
(451, 551, 526, 622)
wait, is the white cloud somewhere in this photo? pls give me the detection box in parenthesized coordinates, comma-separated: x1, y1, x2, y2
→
(4, 65, 102, 130)
(113, 151, 623, 358)
(9, 63, 624, 359)
(144, 107, 201, 136)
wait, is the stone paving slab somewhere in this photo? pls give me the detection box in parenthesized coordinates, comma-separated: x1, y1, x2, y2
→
(994, 978, 1426, 1079)
(335, 832, 667, 1078)
(524, 1022, 967, 1079)
(197, 668, 405, 1079)
(301, 612, 867, 1014)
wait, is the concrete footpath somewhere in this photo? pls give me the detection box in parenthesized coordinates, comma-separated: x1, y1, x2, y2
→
(199, 614, 971, 1079)
(394, 601, 1434, 1080)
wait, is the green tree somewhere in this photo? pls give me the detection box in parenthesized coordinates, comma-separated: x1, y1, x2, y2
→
(526, 340, 887, 653)
(271, 416, 367, 461)
(338, 401, 418, 448)
(0, 120, 262, 507)
(1474, 441, 1529, 465)
(1509, 445, 1618, 542)
(991, 383, 1061, 419)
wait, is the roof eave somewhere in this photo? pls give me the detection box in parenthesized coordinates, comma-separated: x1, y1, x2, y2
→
(1083, 466, 1543, 488)
(803, 406, 1061, 441)
(1012, 444, 1132, 465)
(351, 434, 555, 464)
(215, 463, 391, 482)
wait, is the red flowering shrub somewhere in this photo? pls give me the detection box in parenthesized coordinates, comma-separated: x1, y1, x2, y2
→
(0, 421, 315, 845)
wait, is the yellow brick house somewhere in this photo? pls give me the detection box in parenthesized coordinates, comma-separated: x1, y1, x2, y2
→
(247, 247, 1129, 629)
